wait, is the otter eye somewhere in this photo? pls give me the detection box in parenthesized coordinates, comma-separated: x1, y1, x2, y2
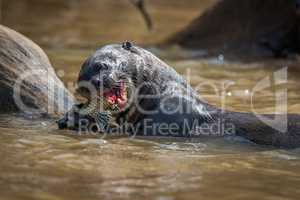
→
(94, 63, 108, 72)
(119, 62, 127, 71)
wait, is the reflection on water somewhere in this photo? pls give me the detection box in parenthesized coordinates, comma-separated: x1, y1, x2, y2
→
(1, 0, 300, 200)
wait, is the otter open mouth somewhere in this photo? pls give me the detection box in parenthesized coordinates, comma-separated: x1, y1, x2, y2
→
(103, 80, 127, 109)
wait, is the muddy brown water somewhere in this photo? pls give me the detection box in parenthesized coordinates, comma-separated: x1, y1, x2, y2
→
(1, 1, 300, 200)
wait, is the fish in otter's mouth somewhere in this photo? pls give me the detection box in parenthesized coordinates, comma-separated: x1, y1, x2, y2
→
(102, 80, 127, 110)
(57, 80, 128, 132)
(76, 77, 130, 113)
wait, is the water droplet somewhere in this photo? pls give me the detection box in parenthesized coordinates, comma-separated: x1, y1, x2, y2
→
(57, 70, 65, 77)
(218, 54, 224, 61)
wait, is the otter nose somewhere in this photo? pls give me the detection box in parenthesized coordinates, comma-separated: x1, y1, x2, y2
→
(57, 117, 68, 129)
(91, 75, 115, 88)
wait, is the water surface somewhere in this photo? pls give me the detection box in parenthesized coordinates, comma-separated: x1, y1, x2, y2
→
(1, 1, 300, 200)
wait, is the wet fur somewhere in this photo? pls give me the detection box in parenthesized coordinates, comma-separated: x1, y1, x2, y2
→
(67, 44, 300, 148)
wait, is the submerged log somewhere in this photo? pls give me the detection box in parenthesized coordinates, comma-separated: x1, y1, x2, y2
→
(129, 0, 153, 30)
(167, 0, 300, 58)
(0, 25, 74, 117)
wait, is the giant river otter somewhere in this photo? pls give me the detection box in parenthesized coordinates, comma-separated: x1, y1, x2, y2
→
(58, 42, 300, 148)
(0, 25, 299, 148)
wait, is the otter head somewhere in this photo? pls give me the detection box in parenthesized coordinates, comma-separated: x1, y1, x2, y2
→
(75, 42, 144, 113)
(58, 42, 187, 131)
